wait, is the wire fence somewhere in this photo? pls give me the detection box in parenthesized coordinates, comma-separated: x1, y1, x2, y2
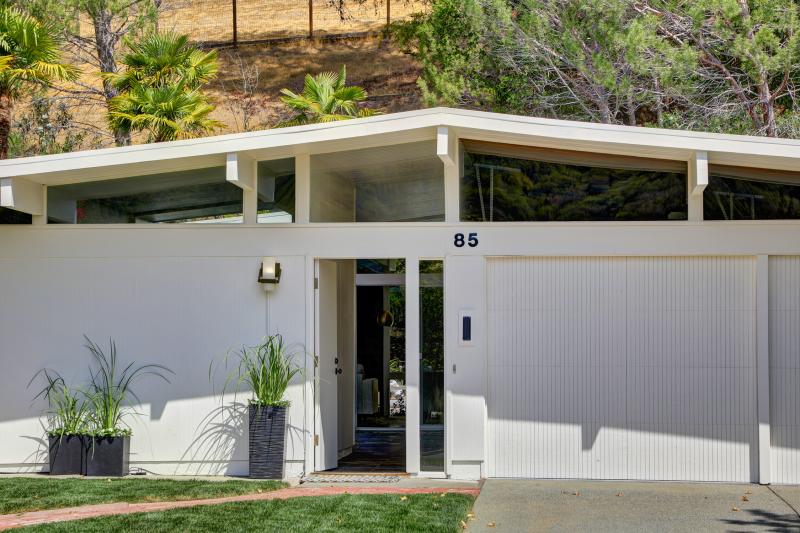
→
(151, 0, 427, 46)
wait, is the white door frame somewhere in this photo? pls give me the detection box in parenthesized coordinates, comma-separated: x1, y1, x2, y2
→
(308, 256, 445, 476)
(314, 259, 339, 471)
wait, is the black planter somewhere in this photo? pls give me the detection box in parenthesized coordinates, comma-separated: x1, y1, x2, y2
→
(248, 404, 287, 479)
(85, 436, 130, 477)
(48, 435, 86, 475)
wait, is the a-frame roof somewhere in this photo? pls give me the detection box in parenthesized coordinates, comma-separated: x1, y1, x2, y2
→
(3, 107, 800, 186)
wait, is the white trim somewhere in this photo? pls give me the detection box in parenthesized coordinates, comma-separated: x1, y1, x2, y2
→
(355, 273, 443, 287)
(5, 222, 800, 259)
(405, 257, 421, 474)
(756, 254, 771, 484)
(304, 253, 315, 476)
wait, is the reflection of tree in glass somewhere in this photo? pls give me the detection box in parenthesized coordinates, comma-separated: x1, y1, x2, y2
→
(388, 286, 405, 369)
(462, 153, 687, 221)
(704, 176, 800, 220)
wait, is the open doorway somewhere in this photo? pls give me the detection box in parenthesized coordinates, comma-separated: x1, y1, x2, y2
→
(341, 259, 406, 471)
(314, 258, 407, 473)
(314, 258, 445, 473)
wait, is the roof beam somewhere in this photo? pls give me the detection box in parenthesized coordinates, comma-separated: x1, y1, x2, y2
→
(226, 152, 256, 191)
(0, 176, 44, 215)
(687, 151, 707, 221)
(437, 126, 455, 166)
(437, 126, 461, 222)
(689, 150, 708, 196)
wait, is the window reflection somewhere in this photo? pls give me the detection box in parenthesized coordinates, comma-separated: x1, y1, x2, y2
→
(47, 166, 242, 224)
(461, 142, 687, 222)
(705, 167, 800, 220)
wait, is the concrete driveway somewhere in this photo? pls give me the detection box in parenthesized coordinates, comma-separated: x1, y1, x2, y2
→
(467, 480, 800, 532)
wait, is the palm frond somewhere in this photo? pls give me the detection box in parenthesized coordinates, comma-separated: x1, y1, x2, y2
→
(0, 7, 76, 94)
(276, 65, 381, 127)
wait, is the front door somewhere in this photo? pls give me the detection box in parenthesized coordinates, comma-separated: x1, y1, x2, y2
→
(314, 259, 338, 471)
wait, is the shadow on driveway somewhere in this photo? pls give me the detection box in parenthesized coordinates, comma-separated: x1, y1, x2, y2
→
(467, 480, 800, 533)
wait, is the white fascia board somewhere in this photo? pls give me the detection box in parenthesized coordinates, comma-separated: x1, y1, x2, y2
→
(226, 152, 256, 191)
(0, 176, 44, 215)
(0, 110, 447, 183)
(6, 107, 800, 185)
(445, 110, 800, 171)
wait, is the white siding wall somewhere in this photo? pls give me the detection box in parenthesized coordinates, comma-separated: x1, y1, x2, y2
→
(769, 256, 800, 484)
(0, 253, 309, 476)
(487, 256, 758, 482)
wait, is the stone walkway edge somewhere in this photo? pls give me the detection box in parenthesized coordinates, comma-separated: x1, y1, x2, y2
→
(0, 486, 481, 530)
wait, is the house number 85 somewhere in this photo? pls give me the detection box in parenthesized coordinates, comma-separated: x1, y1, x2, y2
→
(454, 232, 479, 248)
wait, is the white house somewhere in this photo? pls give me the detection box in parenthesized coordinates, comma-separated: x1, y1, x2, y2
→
(1, 107, 799, 484)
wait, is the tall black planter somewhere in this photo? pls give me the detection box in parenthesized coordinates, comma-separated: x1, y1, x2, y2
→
(48, 435, 86, 475)
(249, 404, 286, 479)
(86, 436, 130, 477)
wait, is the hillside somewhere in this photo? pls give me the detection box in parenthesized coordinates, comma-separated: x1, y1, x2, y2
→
(208, 36, 423, 131)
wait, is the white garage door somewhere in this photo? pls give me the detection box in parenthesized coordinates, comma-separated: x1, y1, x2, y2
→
(487, 257, 758, 482)
(769, 256, 800, 484)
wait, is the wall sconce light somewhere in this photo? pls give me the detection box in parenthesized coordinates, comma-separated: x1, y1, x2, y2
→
(258, 257, 281, 290)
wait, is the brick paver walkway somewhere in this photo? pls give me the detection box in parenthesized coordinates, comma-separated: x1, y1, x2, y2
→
(0, 485, 480, 530)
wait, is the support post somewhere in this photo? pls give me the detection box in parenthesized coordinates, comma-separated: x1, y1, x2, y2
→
(386, 0, 391, 27)
(756, 254, 771, 484)
(437, 126, 460, 223)
(227, 152, 257, 224)
(32, 185, 47, 225)
(243, 177, 257, 224)
(405, 257, 421, 474)
(295, 153, 311, 223)
(688, 150, 708, 221)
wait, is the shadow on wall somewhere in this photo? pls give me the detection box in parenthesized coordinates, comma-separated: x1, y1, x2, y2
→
(178, 401, 304, 477)
(179, 402, 247, 476)
(19, 435, 48, 471)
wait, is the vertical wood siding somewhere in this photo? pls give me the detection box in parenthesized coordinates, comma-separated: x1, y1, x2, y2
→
(487, 256, 757, 481)
(769, 256, 800, 484)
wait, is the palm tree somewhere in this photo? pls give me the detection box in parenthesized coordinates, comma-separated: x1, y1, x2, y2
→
(278, 65, 380, 127)
(0, 8, 77, 158)
(108, 82, 222, 143)
(105, 32, 220, 143)
(104, 32, 218, 93)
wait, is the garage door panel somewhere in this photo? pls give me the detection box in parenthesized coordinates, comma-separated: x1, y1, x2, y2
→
(769, 256, 800, 483)
(488, 256, 757, 482)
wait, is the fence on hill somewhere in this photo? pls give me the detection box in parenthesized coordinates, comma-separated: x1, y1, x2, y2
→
(154, 0, 427, 46)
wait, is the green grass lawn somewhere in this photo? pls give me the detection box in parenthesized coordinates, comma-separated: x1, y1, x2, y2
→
(23, 493, 475, 533)
(0, 477, 285, 515)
